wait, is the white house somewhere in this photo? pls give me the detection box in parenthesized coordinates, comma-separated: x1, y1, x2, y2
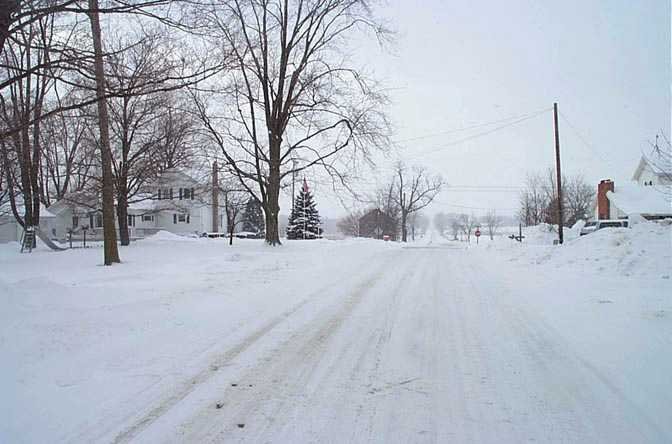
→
(0, 202, 57, 243)
(0, 168, 228, 243)
(596, 155, 672, 221)
(134, 169, 226, 237)
(632, 154, 671, 187)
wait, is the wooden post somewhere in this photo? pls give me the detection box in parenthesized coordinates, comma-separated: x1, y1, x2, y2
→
(212, 160, 219, 233)
(553, 103, 564, 245)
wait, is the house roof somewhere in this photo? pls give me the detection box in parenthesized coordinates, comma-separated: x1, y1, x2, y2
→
(0, 200, 56, 218)
(128, 194, 158, 212)
(156, 168, 201, 187)
(359, 208, 396, 224)
(47, 191, 99, 214)
(632, 154, 672, 181)
(607, 184, 672, 216)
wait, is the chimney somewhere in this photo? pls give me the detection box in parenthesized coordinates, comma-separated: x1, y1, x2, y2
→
(212, 161, 219, 232)
(597, 179, 614, 220)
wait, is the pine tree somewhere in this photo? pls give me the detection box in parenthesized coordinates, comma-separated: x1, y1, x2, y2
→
(286, 179, 322, 240)
(242, 198, 265, 236)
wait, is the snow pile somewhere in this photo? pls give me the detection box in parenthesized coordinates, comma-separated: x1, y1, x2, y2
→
(517, 222, 583, 245)
(507, 222, 672, 279)
(142, 230, 201, 242)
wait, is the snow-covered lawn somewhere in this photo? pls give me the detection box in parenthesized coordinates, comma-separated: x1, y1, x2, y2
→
(1, 225, 670, 443)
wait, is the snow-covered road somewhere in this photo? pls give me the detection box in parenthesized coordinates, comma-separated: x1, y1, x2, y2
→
(2, 233, 671, 443)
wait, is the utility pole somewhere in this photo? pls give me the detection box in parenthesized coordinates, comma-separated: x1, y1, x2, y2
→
(553, 102, 564, 245)
(212, 160, 219, 233)
(291, 158, 298, 214)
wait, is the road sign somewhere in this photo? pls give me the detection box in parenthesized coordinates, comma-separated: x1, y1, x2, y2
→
(475, 229, 481, 237)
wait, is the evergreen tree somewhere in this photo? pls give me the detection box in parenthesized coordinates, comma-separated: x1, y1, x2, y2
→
(242, 197, 265, 235)
(286, 179, 322, 239)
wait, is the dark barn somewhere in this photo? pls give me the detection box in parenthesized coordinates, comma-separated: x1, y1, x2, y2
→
(358, 209, 398, 240)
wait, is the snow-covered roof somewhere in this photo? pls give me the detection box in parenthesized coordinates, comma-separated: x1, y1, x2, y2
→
(607, 184, 672, 216)
(0, 200, 56, 218)
(632, 154, 672, 182)
(128, 194, 158, 212)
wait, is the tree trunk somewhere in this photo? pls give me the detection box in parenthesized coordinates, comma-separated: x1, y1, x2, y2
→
(88, 0, 120, 265)
(0, 0, 19, 55)
(401, 211, 408, 242)
(264, 162, 281, 246)
(229, 223, 234, 245)
(212, 161, 219, 232)
(264, 203, 280, 245)
(116, 191, 130, 246)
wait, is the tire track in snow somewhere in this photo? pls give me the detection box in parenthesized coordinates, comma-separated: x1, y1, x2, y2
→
(124, 251, 403, 443)
(107, 251, 399, 444)
(172, 255, 397, 442)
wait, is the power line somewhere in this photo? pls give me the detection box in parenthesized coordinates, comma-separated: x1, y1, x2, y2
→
(558, 111, 614, 167)
(400, 107, 552, 159)
(432, 201, 519, 212)
(392, 107, 553, 144)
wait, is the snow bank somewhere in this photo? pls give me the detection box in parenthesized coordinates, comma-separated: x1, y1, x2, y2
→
(142, 230, 201, 242)
(500, 222, 672, 279)
(518, 222, 582, 245)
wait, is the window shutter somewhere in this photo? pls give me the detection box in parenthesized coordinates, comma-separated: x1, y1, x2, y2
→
(187, 214, 190, 224)
(89, 214, 94, 228)
(179, 188, 183, 200)
(158, 189, 161, 200)
(190, 188, 194, 200)
(170, 188, 173, 199)
(173, 214, 177, 224)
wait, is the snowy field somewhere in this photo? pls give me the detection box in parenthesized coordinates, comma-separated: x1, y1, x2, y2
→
(1, 225, 671, 443)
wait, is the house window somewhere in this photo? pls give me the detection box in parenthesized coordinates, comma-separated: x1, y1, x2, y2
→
(160, 188, 172, 200)
(72, 216, 79, 228)
(95, 214, 103, 228)
(178, 188, 194, 200)
(128, 215, 136, 227)
(173, 213, 190, 224)
(142, 214, 154, 222)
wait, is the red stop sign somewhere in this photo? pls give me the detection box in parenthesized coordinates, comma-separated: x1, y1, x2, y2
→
(475, 229, 481, 237)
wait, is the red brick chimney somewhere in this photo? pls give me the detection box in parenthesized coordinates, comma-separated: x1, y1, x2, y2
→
(597, 179, 614, 220)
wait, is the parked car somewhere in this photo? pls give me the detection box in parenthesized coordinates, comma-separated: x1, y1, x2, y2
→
(580, 219, 629, 236)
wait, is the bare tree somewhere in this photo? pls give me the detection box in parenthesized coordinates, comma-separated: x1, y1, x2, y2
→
(518, 172, 546, 226)
(482, 209, 502, 240)
(40, 103, 97, 205)
(87, 0, 119, 264)
(407, 211, 428, 240)
(337, 209, 364, 237)
(433, 212, 448, 237)
(564, 174, 593, 226)
(0, 11, 55, 234)
(449, 216, 461, 241)
(194, 0, 391, 245)
(105, 32, 185, 246)
(152, 93, 199, 172)
(219, 178, 247, 245)
(390, 162, 442, 242)
(458, 213, 477, 243)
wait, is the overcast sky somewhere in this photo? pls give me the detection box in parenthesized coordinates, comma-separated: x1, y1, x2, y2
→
(286, 0, 670, 220)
